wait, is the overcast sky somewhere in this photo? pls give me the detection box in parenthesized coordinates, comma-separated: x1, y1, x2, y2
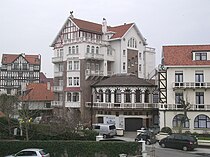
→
(1, 0, 210, 77)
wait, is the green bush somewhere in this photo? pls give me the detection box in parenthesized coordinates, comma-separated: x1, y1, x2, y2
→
(161, 127, 172, 134)
(0, 140, 140, 157)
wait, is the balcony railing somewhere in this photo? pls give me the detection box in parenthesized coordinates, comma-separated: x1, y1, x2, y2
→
(85, 53, 104, 60)
(85, 69, 104, 76)
(85, 102, 159, 109)
(53, 86, 63, 92)
(52, 56, 63, 63)
(159, 104, 210, 111)
(54, 71, 63, 77)
(51, 101, 63, 107)
(65, 102, 80, 108)
(173, 82, 210, 89)
(63, 37, 102, 44)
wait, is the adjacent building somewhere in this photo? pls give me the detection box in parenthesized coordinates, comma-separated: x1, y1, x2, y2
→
(0, 53, 41, 95)
(50, 13, 157, 129)
(159, 45, 210, 133)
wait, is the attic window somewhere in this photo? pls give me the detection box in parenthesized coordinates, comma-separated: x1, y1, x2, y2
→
(127, 37, 137, 48)
(194, 52, 207, 61)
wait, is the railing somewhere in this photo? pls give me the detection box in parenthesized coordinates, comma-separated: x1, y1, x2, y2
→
(63, 37, 102, 44)
(85, 53, 104, 60)
(85, 69, 104, 76)
(52, 56, 63, 63)
(51, 101, 63, 107)
(53, 86, 63, 92)
(173, 82, 210, 89)
(85, 102, 159, 109)
(159, 104, 210, 111)
(65, 102, 80, 108)
(54, 71, 63, 77)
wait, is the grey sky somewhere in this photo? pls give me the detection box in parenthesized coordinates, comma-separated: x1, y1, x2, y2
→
(1, 0, 210, 77)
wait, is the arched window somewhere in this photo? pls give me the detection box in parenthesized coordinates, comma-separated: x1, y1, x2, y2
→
(105, 89, 111, 102)
(76, 45, 79, 54)
(87, 45, 90, 53)
(135, 89, 142, 103)
(194, 114, 210, 128)
(114, 89, 121, 103)
(124, 89, 131, 103)
(96, 47, 99, 54)
(91, 46, 95, 54)
(72, 46, 75, 54)
(173, 114, 189, 128)
(69, 47, 71, 54)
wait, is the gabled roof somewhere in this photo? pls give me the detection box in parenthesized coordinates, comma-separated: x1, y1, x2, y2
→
(21, 83, 54, 101)
(163, 45, 210, 66)
(51, 16, 143, 46)
(92, 74, 155, 87)
(2, 54, 41, 65)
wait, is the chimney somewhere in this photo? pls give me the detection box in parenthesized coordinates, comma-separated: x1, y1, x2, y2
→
(47, 82, 51, 91)
(102, 18, 107, 33)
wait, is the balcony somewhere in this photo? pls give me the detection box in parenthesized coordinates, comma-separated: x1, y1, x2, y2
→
(159, 104, 210, 111)
(54, 71, 63, 77)
(53, 86, 63, 92)
(63, 37, 102, 45)
(172, 82, 210, 89)
(65, 102, 80, 108)
(51, 101, 63, 107)
(85, 102, 159, 109)
(52, 56, 63, 63)
(85, 53, 104, 60)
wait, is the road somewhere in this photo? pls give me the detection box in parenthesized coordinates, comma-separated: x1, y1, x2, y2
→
(146, 144, 210, 157)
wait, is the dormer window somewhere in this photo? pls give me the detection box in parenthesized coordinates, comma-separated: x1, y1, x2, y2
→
(194, 52, 207, 61)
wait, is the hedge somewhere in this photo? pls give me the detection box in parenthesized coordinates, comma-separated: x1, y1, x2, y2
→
(0, 140, 140, 157)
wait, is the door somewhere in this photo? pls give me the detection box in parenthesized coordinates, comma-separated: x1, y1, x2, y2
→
(125, 118, 143, 131)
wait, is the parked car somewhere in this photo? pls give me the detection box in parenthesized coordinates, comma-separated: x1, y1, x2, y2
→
(92, 123, 116, 138)
(159, 134, 198, 151)
(5, 148, 50, 157)
(135, 131, 156, 145)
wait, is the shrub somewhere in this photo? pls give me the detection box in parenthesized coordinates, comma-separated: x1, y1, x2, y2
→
(161, 127, 172, 134)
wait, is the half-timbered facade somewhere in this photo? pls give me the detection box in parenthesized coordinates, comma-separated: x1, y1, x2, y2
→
(50, 13, 156, 127)
(159, 45, 210, 133)
(0, 53, 41, 95)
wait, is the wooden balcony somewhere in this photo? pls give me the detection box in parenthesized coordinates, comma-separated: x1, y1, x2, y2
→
(172, 82, 210, 89)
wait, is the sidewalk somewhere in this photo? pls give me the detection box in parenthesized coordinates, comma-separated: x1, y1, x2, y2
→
(198, 140, 210, 148)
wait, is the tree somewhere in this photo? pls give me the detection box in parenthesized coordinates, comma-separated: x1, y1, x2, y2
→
(178, 98, 191, 133)
(0, 94, 19, 138)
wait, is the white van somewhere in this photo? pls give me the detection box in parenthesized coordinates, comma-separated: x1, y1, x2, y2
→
(93, 123, 116, 138)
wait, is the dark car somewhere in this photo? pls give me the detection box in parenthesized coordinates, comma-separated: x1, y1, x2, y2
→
(135, 131, 156, 145)
(159, 134, 198, 151)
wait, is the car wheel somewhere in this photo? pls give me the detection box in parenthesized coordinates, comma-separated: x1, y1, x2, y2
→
(161, 143, 165, 148)
(183, 146, 188, 151)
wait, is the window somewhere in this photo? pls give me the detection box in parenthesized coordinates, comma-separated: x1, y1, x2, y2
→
(172, 114, 189, 128)
(22, 63, 27, 70)
(67, 93, 72, 101)
(114, 89, 121, 103)
(105, 89, 111, 102)
(69, 61, 72, 70)
(96, 47, 99, 54)
(175, 72, 183, 86)
(91, 46, 94, 54)
(123, 50, 126, 56)
(139, 64, 141, 72)
(74, 61, 79, 70)
(69, 47, 71, 54)
(123, 62, 126, 71)
(68, 77, 72, 86)
(73, 92, 79, 102)
(175, 92, 183, 104)
(87, 45, 90, 53)
(76, 45, 79, 54)
(195, 52, 207, 61)
(98, 89, 103, 102)
(195, 71, 204, 86)
(196, 92, 204, 108)
(124, 89, 131, 103)
(194, 114, 210, 128)
(74, 77, 79, 86)
(72, 46, 75, 54)
(135, 89, 142, 103)
(128, 37, 137, 48)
